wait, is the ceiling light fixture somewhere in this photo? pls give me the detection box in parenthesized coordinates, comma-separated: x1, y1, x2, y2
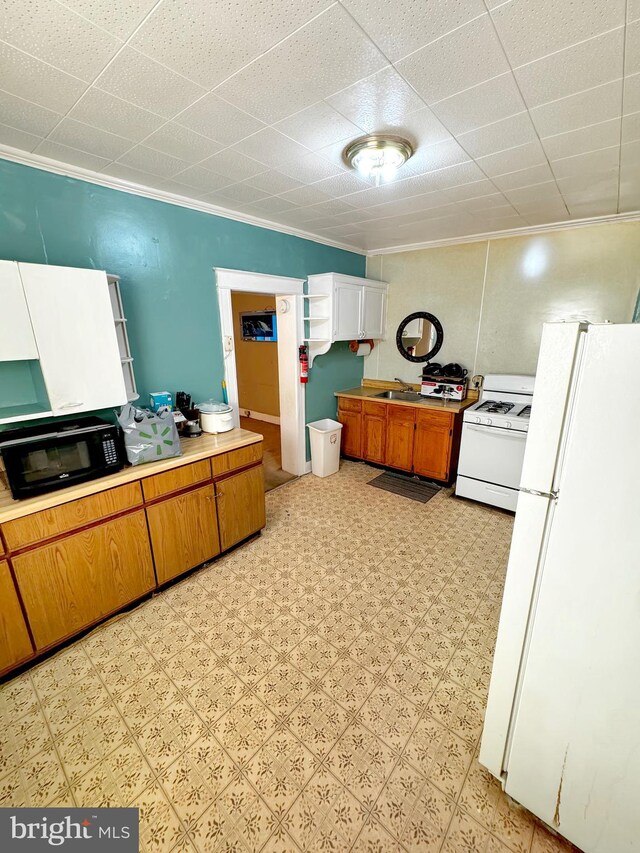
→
(344, 134, 414, 184)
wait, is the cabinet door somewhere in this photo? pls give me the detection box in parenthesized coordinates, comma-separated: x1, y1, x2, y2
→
(0, 261, 39, 361)
(337, 409, 362, 457)
(19, 263, 126, 415)
(147, 485, 221, 585)
(413, 412, 452, 481)
(13, 511, 155, 650)
(0, 559, 34, 672)
(385, 406, 415, 471)
(334, 282, 362, 340)
(363, 415, 386, 464)
(362, 286, 386, 339)
(216, 465, 266, 552)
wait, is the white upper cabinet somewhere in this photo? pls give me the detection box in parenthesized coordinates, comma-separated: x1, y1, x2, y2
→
(0, 261, 38, 362)
(18, 263, 127, 416)
(334, 280, 363, 340)
(362, 285, 386, 340)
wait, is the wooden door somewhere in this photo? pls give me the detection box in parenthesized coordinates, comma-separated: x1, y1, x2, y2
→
(147, 484, 221, 584)
(216, 465, 266, 551)
(13, 511, 155, 650)
(0, 261, 38, 361)
(385, 406, 415, 471)
(18, 263, 126, 415)
(362, 402, 387, 464)
(333, 282, 362, 340)
(337, 408, 362, 458)
(361, 286, 386, 339)
(413, 410, 452, 481)
(0, 559, 34, 672)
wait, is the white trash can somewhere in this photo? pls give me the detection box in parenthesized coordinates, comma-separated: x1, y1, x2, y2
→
(307, 419, 343, 477)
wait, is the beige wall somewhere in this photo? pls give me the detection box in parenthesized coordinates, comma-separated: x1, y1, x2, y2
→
(231, 291, 279, 417)
(366, 221, 640, 383)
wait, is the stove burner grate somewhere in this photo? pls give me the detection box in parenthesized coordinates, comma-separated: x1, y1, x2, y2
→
(518, 405, 531, 418)
(477, 400, 514, 415)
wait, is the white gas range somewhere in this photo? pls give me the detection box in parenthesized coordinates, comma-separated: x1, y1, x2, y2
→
(455, 374, 535, 511)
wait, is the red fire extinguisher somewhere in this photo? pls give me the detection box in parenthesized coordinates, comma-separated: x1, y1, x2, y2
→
(299, 344, 309, 384)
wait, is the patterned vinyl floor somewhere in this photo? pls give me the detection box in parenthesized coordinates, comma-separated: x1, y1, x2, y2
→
(0, 461, 580, 852)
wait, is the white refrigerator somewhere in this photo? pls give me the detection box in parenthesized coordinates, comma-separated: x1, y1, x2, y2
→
(479, 321, 640, 853)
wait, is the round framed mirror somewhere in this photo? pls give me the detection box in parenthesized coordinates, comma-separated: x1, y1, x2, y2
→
(396, 312, 444, 363)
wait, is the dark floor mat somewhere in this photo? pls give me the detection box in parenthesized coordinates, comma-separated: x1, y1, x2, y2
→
(368, 471, 441, 503)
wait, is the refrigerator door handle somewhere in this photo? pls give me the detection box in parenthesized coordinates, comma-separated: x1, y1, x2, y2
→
(520, 487, 559, 500)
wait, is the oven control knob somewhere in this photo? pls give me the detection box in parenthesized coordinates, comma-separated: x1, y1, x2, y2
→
(505, 420, 512, 428)
(486, 418, 492, 425)
(474, 416, 481, 423)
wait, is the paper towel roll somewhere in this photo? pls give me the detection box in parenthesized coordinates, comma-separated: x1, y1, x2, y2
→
(356, 342, 372, 357)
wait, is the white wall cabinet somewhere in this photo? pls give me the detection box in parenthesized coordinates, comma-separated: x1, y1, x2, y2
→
(306, 273, 388, 366)
(0, 261, 38, 362)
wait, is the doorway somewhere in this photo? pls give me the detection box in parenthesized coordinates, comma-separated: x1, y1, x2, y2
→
(214, 268, 307, 490)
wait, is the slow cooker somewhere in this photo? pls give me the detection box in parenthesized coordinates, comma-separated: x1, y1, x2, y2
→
(198, 400, 234, 434)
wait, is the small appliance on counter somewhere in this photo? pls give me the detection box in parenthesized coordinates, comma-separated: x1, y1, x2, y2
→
(420, 362, 468, 401)
(198, 401, 234, 434)
(149, 391, 172, 412)
(0, 416, 124, 499)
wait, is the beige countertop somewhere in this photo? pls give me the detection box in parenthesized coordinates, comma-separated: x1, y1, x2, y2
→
(0, 428, 262, 524)
(335, 384, 476, 414)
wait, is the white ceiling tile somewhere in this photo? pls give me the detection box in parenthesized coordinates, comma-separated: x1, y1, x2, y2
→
(1, 0, 121, 82)
(0, 41, 86, 113)
(396, 15, 509, 104)
(279, 185, 332, 206)
(144, 123, 222, 163)
(275, 102, 361, 151)
(96, 47, 207, 119)
(525, 211, 572, 225)
(326, 66, 425, 131)
(197, 148, 268, 182)
(277, 151, 343, 183)
(630, 0, 640, 21)
(0, 122, 42, 151)
(490, 0, 625, 68)
(442, 179, 501, 201)
(242, 171, 303, 195)
(626, 19, 640, 75)
(171, 165, 233, 192)
(57, 0, 158, 40)
(565, 196, 618, 217)
(35, 139, 111, 170)
(311, 172, 371, 197)
(529, 80, 623, 137)
(542, 118, 621, 161)
(458, 194, 513, 212)
(518, 200, 568, 218)
(307, 199, 355, 216)
(621, 138, 640, 168)
(625, 73, 640, 114)
(230, 128, 308, 169)
(514, 28, 625, 107)
(245, 196, 299, 214)
(116, 144, 190, 177)
(551, 145, 620, 179)
(492, 163, 557, 190)
(457, 112, 538, 159)
(217, 184, 269, 204)
(341, 0, 486, 62)
(214, 4, 386, 124)
(420, 160, 487, 191)
(101, 162, 168, 185)
(48, 117, 133, 158)
(430, 73, 526, 135)
(131, 0, 334, 88)
(68, 88, 165, 141)
(475, 140, 547, 177)
(622, 111, 640, 143)
(504, 181, 565, 204)
(407, 138, 470, 175)
(176, 94, 265, 146)
(556, 168, 620, 194)
(0, 89, 62, 136)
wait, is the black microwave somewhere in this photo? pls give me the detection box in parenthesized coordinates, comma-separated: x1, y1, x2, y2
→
(0, 416, 124, 500)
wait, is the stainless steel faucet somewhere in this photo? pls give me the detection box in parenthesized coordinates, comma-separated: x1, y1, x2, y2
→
(394, 377, 414, 392)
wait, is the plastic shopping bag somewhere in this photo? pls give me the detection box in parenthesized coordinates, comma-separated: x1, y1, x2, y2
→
(117, 404, 182, 466)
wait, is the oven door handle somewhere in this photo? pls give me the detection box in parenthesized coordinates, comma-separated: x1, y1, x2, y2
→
(466, 424, 527, 439)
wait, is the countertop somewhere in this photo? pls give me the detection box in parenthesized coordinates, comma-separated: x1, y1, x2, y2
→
(335, 384, 476, 414)
(0, 428, 262, 524)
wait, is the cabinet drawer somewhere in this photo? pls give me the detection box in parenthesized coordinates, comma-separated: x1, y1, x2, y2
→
(3, 482, 143, 550)
(211, 442, 262, 477)
(388, 405, 416, 424)
(363, 400, 388, 417)
(0, 558, 34, 672)
(337, 397, 362, 413)
(416, 409, 453, 427)
(142, 459, 210, 501)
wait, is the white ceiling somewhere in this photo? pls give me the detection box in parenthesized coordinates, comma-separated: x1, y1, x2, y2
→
(0, 0, 639, 252)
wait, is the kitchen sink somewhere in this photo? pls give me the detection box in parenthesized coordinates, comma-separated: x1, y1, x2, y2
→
(374, 390, 424, 402)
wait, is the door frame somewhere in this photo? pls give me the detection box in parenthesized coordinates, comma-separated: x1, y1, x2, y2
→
(214, 267, 306, 477)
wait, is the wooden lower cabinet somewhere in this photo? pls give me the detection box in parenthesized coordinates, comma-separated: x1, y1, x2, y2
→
(338, 409, 362, 457)
(12, 511, 155, 651)
(216, 465, 266, 551)
(147, 484, 221, 584)
(0, 559, 33, 672)
(362, 402, 387, 464)
(385, 406, 416, 471)
(413, 411, 452, 481)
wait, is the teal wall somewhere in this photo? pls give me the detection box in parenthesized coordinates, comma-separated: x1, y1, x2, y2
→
(0, 159, 365, 446)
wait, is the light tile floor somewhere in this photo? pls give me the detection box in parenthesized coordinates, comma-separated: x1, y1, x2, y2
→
(0, 461, 580, 852)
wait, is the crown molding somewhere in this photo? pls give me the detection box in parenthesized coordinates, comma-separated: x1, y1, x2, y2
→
(0, 144, 365, 257)
(367, 211, 640, 255)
